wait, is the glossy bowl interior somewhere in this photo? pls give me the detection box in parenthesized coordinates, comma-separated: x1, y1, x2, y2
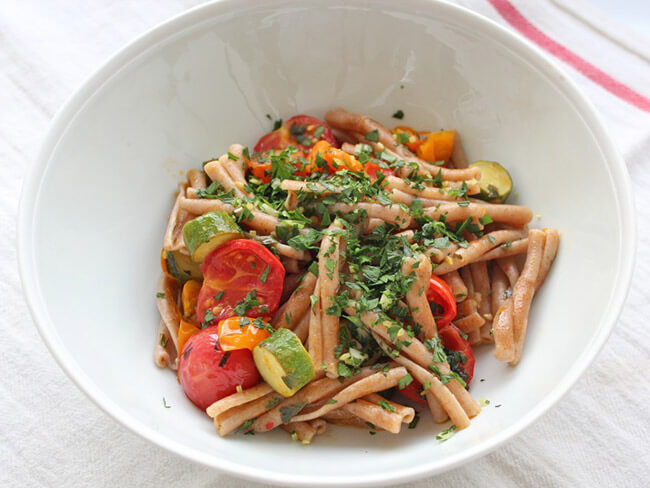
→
(18, 0, 634, 486)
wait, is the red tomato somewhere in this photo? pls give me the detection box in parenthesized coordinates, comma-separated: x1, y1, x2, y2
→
(427, 275, 457, 329)
(439, 325, 475, 386)
(253, 115, 336, 153)
(196, 240, 285, 326)
(399, 380, 427, 405)
(363, 159, 393, 180)
(178, 326, 261, 410)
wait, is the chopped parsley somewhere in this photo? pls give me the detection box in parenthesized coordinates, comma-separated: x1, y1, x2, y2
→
(260, 265, 271, 284)
(156, 292, 166, 298)
(162, 397, 171, 409)
(365, 129, 379, 142)
(436, 425, 457, 442)
(392, 109, 404, 119)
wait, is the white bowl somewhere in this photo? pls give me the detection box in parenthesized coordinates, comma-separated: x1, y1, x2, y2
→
(18, 0, 635, 485)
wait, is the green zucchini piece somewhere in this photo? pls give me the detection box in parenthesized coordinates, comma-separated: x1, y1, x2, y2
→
(182, 211, 243, 263)
(470, 160, 513, 204)
(164, 249, 203, 283)
(253, 328, 315, 397)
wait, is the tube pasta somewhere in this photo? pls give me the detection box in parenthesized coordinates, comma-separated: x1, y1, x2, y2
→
(252, 369, 377, 432)
(271, 269, 316, 331)
(441, 270, 468, 302)
(434, 230, 527, 274)
(214, 391, 284, 436)
(402, 254, 437, 339)
(320, 221, 345, 377)
(342, 397, 413, 434)
(204, 158, 246, 198)
(187, 168, 207, 189)
(156, 274, 181, 350)
(476, 237, 528, 262)
(153, 320, 176, 369)
(206, 383, 274, 418)
(290, 367, 408, 423)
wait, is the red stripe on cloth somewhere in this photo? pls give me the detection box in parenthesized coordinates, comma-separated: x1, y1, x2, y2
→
(488, 0, 650, 112)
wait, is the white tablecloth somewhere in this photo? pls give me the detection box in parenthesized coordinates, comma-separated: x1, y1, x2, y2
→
(2, 1, 649, 486)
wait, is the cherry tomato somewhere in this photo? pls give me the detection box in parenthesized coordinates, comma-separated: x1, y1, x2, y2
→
(306, 140, 363, 173)
(439, 325, 475, 386)
(217, 316, 271, 351)
(363, 159, 393, 180)
(427, 275, 457, 329)
(399, 380, 427, 405)
(178, 326, 261, 410)
(392, 126, 423, 153)
(196, 240, 285, 327)
(253, 115, 336, 153)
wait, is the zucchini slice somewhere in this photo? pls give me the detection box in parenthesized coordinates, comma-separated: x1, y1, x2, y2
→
(253, 328, 315, 397)
(182, 211, 243, 263)
(163, 249, 203, 283)
(470, 160, 513, 204)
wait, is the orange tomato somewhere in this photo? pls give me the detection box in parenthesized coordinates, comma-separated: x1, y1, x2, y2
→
(416, 130, 455, 163)
(177, 318, 201, 360)
(392, 126, 423, 153)
(217, 316, 271, 351)
(307, 140, 363, 173)
(181, 280, 202, 319)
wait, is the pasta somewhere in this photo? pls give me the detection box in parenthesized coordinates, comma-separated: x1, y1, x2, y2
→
(155, 109, 559, 443)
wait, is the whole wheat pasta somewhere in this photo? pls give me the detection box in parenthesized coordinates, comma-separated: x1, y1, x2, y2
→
(364, 393, 415, 423)
(221, 144, 248, 190)
(364, 218, 386, 234)
(402, 254, 438, 339)
(272, 272, 317, 329)
(179, 196, 234, 215)
(308, 277, 323, 372)
(321, 409, 369, 428)
(490, 263, 510, 318)
(330, 202, 412, 229)
(156, 274, 181, 350)
(281, 257, 301, 274)
(467, 329, 482, 345)
(282, 421, 326, 443)
(292, 312, 310, 342)
(351, 309, 480, 418)
(163, 183, 190, 251)
(290, 367, 408, 423)
(454, 312, 485, 333)
(423, 202, 486, 223)
(320, 221, 345, 377)
(476, 237, 528, 262)
(536, 228, 560, 288)
(187, 168, 207, 189)
(281, 272, 305, 304)
(497, 256, 521, 287)
(153, 320, 175, 369)
(493, 299, 515, 362)
(377, 340, 470, 428)
(206, 383, 274, 418)
(214, 391, 284, 436)
(325, 109, 401, 154)
(342, 398, 412, 434)
(480, 322, 493, 343)
(280, 180, 342, 194)
(470, 261, 492, 321)
(434, 230, 527, 274)
(510, 229, 546, 365)
(424, 390, 449, 424)
(478, 202, 533, 227)
(245, 233, 312, 261)
(441, 270, 468, 302)
(204, 158, 246, 198)
(252, 370, 375, 433)
(388, 188, 438, 208)
(384, 175, 466, 202)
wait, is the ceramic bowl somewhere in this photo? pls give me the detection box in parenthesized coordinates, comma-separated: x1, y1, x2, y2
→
(18, 0, 635, 485)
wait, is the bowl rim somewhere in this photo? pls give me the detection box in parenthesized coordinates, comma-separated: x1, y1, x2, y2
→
(17, 0, 636, 485)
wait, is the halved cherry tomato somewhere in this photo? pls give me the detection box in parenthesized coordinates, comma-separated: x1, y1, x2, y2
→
(177, 318, 201, 361)
(439, 325, 475, 386)
(247, 161, 272, 183)
(399, 380, 427, 405)
(217, 316, 271, 351)
(427, 275, 457, 329)
(363, 159, 393, 180)
(254, 115, 336, 153)
(178, 325, 260, 410)
(392, 126, 423, 153)
(307, 140, 363, 173)
(196, 240, 285, 327)
(181, 280, 202, 319)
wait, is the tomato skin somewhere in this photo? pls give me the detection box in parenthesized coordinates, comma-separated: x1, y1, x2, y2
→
(399, 380, 427, 405)
(178, 326, 261, 410)
(439, 325, 475, 386)
(196, 240, 285, 326)
(427, 275, 457, 329)
(217, 316, 271, 351)
(253, 115, 336, 154)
